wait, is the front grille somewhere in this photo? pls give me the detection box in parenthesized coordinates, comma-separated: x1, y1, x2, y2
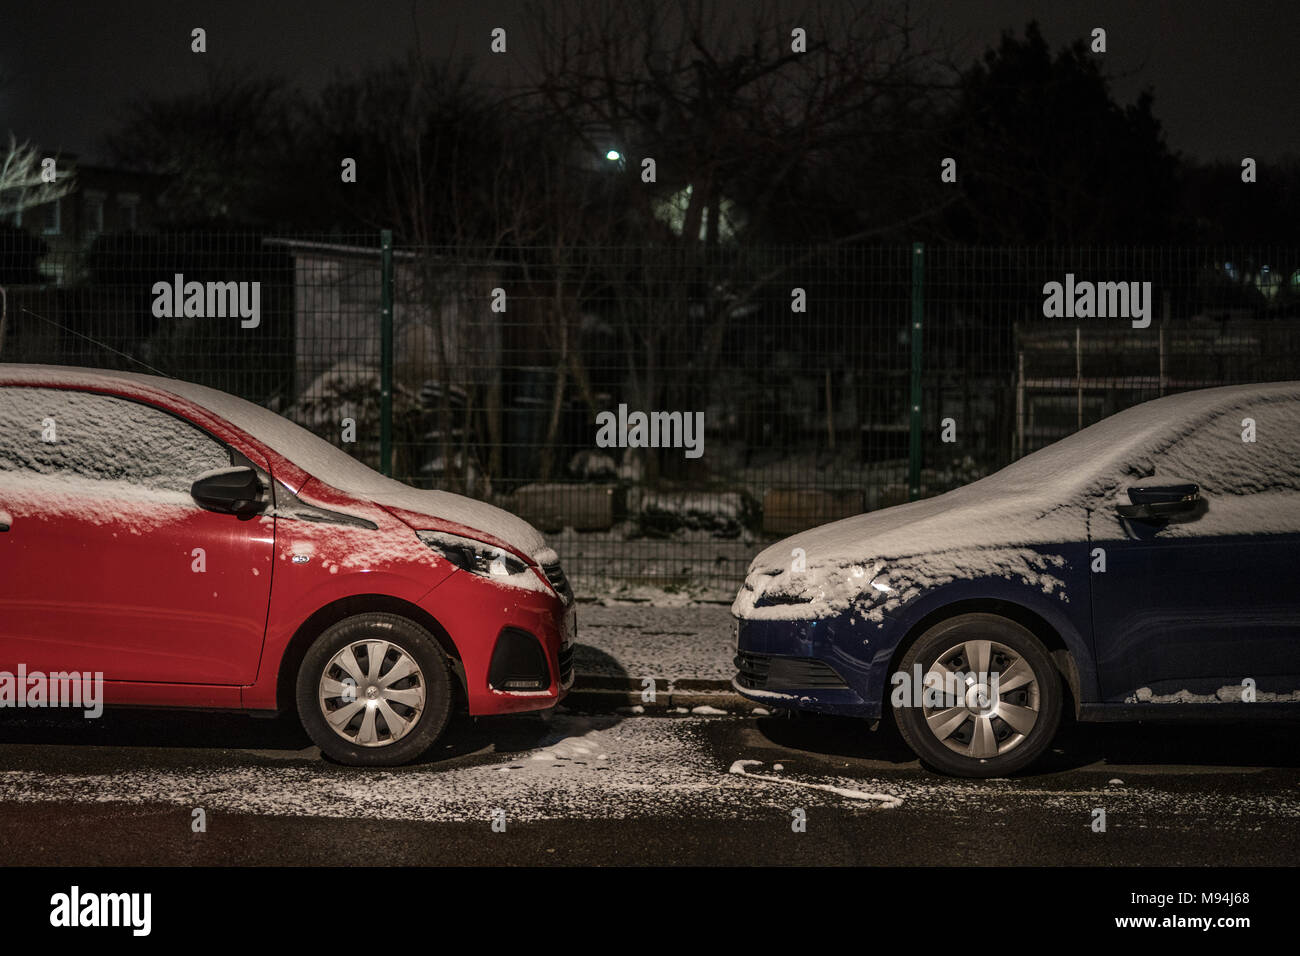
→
(542, 561, 574, 604)
(735, 652, 849, 691)
(735, 651, 771, 689)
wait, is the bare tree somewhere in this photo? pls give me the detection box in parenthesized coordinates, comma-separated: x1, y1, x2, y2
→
(518, 0, 959, 476)
(0, 136, 75, 218)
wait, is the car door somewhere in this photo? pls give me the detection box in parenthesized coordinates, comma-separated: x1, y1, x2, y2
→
(1089, 394, 1300, 702)
(0, 385, 275, 685)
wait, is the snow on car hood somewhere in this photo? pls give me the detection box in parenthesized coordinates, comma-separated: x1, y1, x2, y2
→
(316, 476, 548, 558)
(734, 477, 1078, 622)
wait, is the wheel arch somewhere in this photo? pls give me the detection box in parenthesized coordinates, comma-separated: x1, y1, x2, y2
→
(275, 594, 466, 714)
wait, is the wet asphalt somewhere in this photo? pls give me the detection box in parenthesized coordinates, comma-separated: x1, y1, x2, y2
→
(0, 704, 1296, 866)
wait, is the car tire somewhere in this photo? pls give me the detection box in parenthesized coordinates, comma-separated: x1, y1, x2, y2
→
(892, 613, 1061, 778)
(296, 612, 454, 767)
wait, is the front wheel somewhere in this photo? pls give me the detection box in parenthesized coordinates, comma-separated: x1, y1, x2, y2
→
(296, 613, 454, 766)
(892, 613, 1062, 778)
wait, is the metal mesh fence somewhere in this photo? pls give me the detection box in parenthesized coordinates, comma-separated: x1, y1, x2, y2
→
(4, 235, 1299, 590)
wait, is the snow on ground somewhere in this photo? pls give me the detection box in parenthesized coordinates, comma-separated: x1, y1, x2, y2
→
(573, 604, 736, 682)
(1, 713, 1296, 825)
(571, 576, 740, 606)
(730, 759, 902, 807)
(0, 716, 896, 822)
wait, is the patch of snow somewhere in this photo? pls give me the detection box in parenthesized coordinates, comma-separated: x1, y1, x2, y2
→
(1127, 685, 1300, 704)
(0, 472, 202, 532)
(729, 759, 902, 808)
(415, 530, 548, 595)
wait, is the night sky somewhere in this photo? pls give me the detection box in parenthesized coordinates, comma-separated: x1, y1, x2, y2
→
(2, 0, 1297, 164)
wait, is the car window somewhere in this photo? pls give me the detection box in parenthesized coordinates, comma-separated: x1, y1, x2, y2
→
(1087, 394, 1300, 540)
(0, 386, 232, 495)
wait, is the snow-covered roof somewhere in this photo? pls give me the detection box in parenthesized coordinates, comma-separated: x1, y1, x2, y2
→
(0, 364, 546, 556)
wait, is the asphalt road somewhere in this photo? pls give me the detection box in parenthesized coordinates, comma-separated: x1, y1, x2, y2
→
(0, 706, 1296, 866)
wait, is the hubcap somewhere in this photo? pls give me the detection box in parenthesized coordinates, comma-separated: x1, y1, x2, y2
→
(318, 640, 426, 748)
(921, 638, 1039, 759)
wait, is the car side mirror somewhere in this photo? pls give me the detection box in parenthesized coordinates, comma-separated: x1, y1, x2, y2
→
(1116, 480, 1200, 521)
(191, 466, 266, 516)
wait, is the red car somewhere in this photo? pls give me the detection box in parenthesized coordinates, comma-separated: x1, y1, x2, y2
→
(0, 365, 575, 765)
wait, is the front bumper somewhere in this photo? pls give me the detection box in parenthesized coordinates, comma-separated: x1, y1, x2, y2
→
(732, 614, 888, 718)
(421, 567, 576, 716)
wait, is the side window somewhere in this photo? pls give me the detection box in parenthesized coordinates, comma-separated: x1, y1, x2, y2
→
(0, 387, 232, 496)
(1150, 398, 1300, 496)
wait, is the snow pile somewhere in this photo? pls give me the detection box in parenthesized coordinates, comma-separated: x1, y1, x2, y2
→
(1126, 685, 1300, 704)
(633, 488, 753, 537)
(286, 361, 420, 432)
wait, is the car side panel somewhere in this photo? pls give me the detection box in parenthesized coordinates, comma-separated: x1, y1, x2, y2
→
(735, 544, 1097, 719)
(242, 483, 457, 710)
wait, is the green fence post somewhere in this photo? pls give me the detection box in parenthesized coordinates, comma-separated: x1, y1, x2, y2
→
(380, 229, 394, 478)
(908, 242, 924, 501)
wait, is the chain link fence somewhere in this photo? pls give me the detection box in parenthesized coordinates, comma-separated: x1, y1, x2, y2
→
(4, 234, 1299, 591)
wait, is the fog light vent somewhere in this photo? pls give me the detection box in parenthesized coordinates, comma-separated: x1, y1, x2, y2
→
(488, 628, 550, 691)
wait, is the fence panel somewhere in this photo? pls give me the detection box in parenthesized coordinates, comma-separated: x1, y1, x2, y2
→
(3, 236, 1298, 592)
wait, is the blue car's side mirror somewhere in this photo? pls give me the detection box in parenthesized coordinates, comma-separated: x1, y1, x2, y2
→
(1116, 481, 1200, 521)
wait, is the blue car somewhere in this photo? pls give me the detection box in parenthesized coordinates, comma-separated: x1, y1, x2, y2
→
(733, 382, 1300, 776)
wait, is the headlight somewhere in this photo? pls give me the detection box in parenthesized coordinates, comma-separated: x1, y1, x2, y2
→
(417, 530, 529, 578)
